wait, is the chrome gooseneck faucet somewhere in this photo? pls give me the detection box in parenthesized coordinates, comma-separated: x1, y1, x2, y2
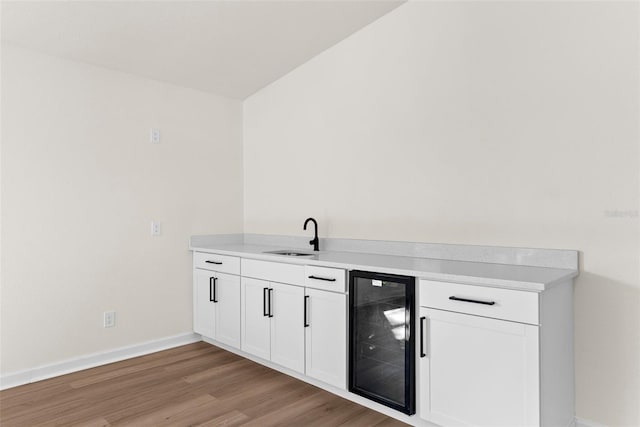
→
(303, 217, 319, 251)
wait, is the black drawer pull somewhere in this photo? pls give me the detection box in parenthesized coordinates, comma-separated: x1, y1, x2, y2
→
(212, 277, 218, 302)
(263, 287, 269, 317)
(268, 288, 274, 318)
(209, 277, 217, 302)
(308, 275, 336, 282)
(449, 296, 495, 305)
(205, 260, 223, 265)
(304, 295, 310, 327)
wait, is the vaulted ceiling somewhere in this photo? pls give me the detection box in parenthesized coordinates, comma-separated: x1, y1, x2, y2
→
(1, 1, 404, 98)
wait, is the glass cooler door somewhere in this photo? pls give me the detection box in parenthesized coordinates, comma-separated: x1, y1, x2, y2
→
(349, 270, 415, 415)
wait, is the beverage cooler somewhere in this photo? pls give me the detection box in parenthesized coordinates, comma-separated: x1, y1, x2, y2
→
(348, 270, 416, 415)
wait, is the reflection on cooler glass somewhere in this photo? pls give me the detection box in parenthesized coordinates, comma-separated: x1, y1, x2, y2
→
(383, 307, 406, 341)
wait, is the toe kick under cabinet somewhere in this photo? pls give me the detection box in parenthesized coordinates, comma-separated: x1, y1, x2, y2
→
(418, 279, 575, 427)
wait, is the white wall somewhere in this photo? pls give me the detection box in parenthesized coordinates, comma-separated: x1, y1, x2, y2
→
(243, 2, 639, 426)
(0, 46, 243, 374)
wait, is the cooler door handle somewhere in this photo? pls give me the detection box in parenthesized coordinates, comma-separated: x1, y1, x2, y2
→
(420, 316, 426, 358)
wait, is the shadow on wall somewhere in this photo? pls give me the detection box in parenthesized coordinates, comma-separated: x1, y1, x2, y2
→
(573, 268, 640, 426)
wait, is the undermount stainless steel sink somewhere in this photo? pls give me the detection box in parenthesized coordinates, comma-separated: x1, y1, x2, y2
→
(263, 250, 315, 257)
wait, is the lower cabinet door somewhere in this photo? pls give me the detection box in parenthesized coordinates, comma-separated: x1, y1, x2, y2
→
(304, 288, 346, 389)
(194, 268, 216, 339)
(241, 277, 271, 360)
(214, 272, 241, 349)
(270, 282, 305, 373)
(419, 307, 540, 427)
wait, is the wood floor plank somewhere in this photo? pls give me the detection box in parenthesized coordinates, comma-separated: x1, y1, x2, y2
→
(161, 348, 240, 374)
(202, 367, 280, 398)
(239, 389, 335, 426)
(229, 378, 319, 419)
(211, 367, 295, 402)
(67, 416, 111, 427)
(1, 392, 90, 426)
(183, 359, 250, 384)
(0, 342, 409, 427)
(337, 407, 389, 426)
(100, 387, 204, 424)
(0, 383, 73, 414)
(118, 394, 218, 426)
(286, 395, 365, 427)
(373, 417, 412, 427)
(196, 410, 250, 427)
(69, 345, 219, 389)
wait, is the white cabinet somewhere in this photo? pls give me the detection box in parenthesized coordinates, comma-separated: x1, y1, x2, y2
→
(418, 278, 574, 427)
(240, 259, 347, 387)
(304, 265, 346, 292)
(193, 250, 573, 426)
(194, 268, 216, 338)
(241, 276, 305, 374)
(304, 287, 347, 389)
(194, 252, 240, 275)
(420, 279, 538, 325)
(270, 282, 305, 372)
(419, 307, 539, 427)
(240, 277, 271, 360)
(194, 266, 240, 349)
(192, 248, 574, 426)
(214, 272, 242, 348)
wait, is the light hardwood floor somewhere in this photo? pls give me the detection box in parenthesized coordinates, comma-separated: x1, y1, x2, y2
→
(0, 341, 408, 426)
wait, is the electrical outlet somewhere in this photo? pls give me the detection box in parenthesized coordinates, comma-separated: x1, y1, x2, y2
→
(150, 128, 160, 144)
(151, 221, 162, 236)
(104, 311, 115, 328)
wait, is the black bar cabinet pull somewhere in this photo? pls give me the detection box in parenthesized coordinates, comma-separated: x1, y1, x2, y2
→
(263, 287, 269, 317)
(308, 275, 336, 282)
(211, 277, 218, 302)
(449, 296, 495, 306)
(304, 295, 310, 327)
(205, 260, 223, 265)
(268, 288, 274, 317)
(420, 316, 426, 358)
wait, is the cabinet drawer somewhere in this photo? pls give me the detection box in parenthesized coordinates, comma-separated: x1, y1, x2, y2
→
(241, 258, 305, 285)
(419, 279, 539, 325)
(305, 266, 346, 293)
(194, 252, 240, 275)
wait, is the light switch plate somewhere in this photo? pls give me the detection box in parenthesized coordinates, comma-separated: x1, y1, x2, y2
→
(151, 221, 162, 236)
(104, 311, 115, 328)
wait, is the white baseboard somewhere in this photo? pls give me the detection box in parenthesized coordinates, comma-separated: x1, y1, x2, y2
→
(0, 332, 201, 390)
(575, 417, 608, 427)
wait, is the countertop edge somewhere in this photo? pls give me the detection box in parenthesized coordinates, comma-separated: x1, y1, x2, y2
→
(189, 245, 579, 293)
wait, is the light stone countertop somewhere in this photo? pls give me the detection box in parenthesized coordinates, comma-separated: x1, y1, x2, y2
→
(189, 234, 579, 292)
